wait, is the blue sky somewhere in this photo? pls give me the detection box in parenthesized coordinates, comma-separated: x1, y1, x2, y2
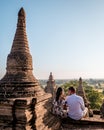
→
(1, 0, 104, 79)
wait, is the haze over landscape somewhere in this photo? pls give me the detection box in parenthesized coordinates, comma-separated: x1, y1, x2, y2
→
(1, 0, 104, 79)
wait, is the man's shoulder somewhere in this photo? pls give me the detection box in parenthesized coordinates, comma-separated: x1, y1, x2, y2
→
(66, 94, 82, 99)
(66, 94, 75, 100)
(65, 95, 72, 101)
(76, 95, 83, 100)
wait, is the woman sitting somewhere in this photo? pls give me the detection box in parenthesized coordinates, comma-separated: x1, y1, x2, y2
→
(52, 87, 67, 118)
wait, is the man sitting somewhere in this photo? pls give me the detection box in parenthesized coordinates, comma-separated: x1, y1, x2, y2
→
(65, 87, 88, 120)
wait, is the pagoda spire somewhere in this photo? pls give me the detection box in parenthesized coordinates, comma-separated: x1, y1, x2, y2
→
(2, 7, 35, 82)
(76, 77, 89, 107)
(49, 72, 54, 81)
(0, 7, 38, 98)
(45, 72, 57, 98)
(11, 7, 29, 53)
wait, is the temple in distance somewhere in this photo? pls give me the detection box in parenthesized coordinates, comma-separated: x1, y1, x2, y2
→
(45, 72, 57, 99)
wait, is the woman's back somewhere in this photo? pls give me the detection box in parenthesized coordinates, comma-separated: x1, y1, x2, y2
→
(52, 87, 67, 117)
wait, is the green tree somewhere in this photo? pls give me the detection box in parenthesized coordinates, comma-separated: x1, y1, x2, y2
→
(87, 90, 103, 109)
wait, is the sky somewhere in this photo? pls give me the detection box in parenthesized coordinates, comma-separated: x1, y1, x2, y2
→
(1, 0, 104, 79)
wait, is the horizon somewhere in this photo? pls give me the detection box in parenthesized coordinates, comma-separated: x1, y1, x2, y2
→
(36, 78, 104, 80)
(1, 1, 104, 79)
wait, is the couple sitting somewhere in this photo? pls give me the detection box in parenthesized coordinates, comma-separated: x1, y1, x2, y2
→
(52, 87, 88, 120)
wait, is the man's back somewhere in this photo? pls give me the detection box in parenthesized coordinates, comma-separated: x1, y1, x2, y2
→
(66, 93, 85, 120)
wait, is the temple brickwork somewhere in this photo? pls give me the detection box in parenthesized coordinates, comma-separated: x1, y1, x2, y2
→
(45, 72, 57, 99)
(0, 8, 60, 130)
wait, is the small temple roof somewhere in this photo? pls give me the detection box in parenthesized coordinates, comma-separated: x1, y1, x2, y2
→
(77, 77, 89, 107)
(49, 72, 54, 81)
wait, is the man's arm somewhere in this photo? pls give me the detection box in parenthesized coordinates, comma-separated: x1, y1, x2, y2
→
(79, 97, 85, 110)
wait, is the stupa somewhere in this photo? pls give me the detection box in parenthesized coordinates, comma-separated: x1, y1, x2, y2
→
(45, 72, 57, 98)
(0, 8, 60, 130)
(76, 77, 89, 107)
(0, 7, 39, 98)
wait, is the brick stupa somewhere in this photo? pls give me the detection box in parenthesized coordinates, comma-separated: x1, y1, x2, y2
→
(45, 72, 57, 98)
(76, 77, 89, 107)
(0, 8, 60, 130)
(0, 8, 39, 98)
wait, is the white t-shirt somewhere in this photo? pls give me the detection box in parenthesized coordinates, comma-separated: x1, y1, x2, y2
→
(65, 93, 85, 120)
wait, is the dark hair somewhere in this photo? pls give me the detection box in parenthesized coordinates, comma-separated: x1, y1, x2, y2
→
(68, 87, 75, 93)
(56, 87, 63, 102)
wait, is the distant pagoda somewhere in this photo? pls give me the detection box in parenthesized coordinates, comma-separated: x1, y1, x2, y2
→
(0, 8, 60, 130)
(45, 72, 57, 98)
(76, 77, 89, 107)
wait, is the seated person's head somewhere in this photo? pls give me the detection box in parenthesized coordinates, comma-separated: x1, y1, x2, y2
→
(56, 87, 64, 101)
(68, 87, 75, 95)
(56, 87, 63, 96)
